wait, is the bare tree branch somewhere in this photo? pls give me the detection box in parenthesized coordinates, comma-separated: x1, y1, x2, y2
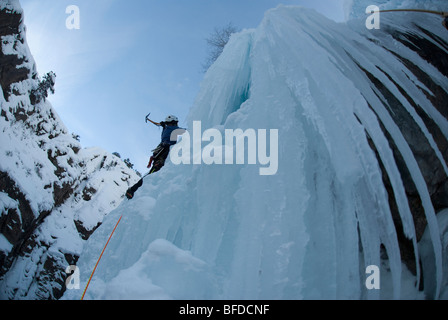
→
(202, 23, 240, 72)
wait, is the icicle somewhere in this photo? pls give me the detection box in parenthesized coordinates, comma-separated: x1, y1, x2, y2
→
(359, 85, 443, 299)
(355, 105, 421, 289)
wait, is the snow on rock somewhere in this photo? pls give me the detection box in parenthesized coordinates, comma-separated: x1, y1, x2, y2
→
(65, 4, 447, 300)
(0, 2, 139, 300)
(0, 0, 22, 14)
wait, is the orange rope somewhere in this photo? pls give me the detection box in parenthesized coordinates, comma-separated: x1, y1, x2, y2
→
(80, 168, 156, 300)
(81, 215, 123, 300)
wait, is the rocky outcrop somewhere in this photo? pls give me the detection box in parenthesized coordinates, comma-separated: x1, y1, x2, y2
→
(0, 3, 139, 299)
(0, 6, 36, 100)
(357, 22, 448, 277)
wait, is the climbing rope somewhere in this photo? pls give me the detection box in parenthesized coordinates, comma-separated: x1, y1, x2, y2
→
(81, 215, 123, 300)
(80, 167, 158, 299)
(373, 9, 448, 30)
(377, 9, 447, 17)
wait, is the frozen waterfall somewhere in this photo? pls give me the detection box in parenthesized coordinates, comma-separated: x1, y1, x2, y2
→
(64, 5, 448, 300)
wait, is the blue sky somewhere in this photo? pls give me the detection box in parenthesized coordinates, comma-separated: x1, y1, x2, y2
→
(20, 0, 345, 173)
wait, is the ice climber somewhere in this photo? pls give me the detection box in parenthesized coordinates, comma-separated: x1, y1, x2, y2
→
(126, 115, 185, 199)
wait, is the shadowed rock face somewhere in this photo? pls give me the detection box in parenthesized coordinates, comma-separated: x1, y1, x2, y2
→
(0, 7, 72, 298)
(0, 7, 34, 101)
(0, 5, 138, 300)
(357, 24, 448, 276)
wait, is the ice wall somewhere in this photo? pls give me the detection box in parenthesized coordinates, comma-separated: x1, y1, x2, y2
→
(65, 5, 448, 300)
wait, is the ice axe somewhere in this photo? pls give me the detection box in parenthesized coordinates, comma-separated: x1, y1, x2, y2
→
(145, 113, 161, 126)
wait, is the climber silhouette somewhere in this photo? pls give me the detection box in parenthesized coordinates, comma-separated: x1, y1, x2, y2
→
(126, 115, 185, 199)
